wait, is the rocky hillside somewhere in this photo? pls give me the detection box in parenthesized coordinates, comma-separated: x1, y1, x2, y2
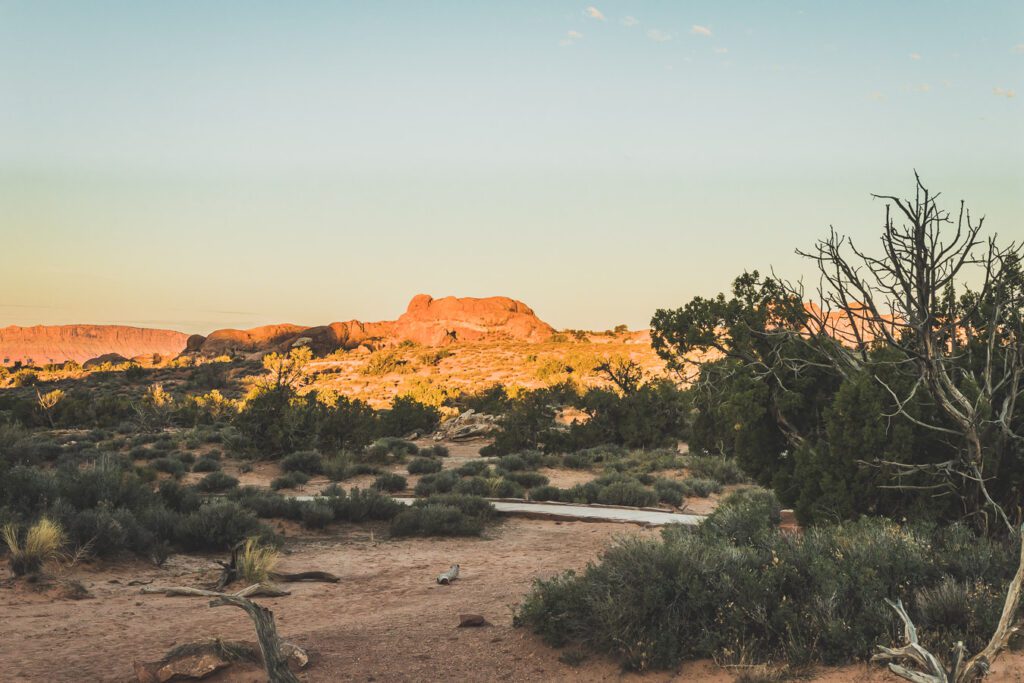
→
(0, 325, 189, 366)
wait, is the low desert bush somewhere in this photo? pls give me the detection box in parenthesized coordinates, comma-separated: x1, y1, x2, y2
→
(174, 501, 267, 552)
(270, 471, 310, 491)
(195, 471, 239, 493)
(191, 456, 222, 472)
(280, 450, 324, 475)
(503, 471, 549, 489)
(456, 460, 490, 477)
(388, 493, 494, 537)
(414, 470, 460, 496)
(373, 472, 408, 493)
(516, 492, 1010, 672)
(300, 500, 335, 529)
(678, 477, 722, 498)
(362, 437, 418, 464)
(407, 457, 443, 475)
(685, 455, 745, 485)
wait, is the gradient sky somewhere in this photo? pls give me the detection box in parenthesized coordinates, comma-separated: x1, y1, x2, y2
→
(2, 1, 1022, 334)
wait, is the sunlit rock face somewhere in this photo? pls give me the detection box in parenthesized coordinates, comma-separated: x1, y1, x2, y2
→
(0, 325, 189, 366)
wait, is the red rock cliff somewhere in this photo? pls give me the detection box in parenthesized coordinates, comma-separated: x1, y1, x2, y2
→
(0, 325, 189, 366)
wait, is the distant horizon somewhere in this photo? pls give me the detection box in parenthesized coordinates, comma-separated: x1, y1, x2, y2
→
(3, 2, 1021, 334)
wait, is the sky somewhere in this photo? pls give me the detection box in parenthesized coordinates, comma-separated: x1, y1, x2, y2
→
(1, 1, 1022, 334)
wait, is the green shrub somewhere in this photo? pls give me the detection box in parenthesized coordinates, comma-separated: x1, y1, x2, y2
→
(653, 478, 686, 506)
(413, 494, 495, 519)
(373, 472, 408, 493)
(457, 460, 490, 477)
(175, 502, 268, 552)
(414, 470, 459, 496)
(328, 487, 404, 522)
(229, 487, 303, 520)
(407, 457, 443, 475)
(152, 456, 188, 478)
(504, 471, 549, 489)
(516, 517, 1013, 671)
(685, 455, 745, 485)
(280, 450, 324, 474)
(420, 444, 449, 458)
(596, 480, 657, 507)
(678, 477, 722, 498)
(195, 471, 239, 493)
(271, 471, 310, 490)
(529, 485, 562, 501)
(389, 504, 483, 537)
(300, 500, 335, 529)
(453, 476, 491, 496)
(699, 488, 780, 545)
(192, 456, 222, 472)
(363, 437, 418, 463)
(377, 396, 440, 436)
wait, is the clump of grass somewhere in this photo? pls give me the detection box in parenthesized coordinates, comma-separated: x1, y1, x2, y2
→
(236, 537, 279, 583)
(2, 518, 66, 576)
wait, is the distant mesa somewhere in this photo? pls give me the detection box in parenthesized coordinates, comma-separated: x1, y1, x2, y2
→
(0, 325, 190, 367)
(187, 294, 556, 358)
(1, 295, 558, 366)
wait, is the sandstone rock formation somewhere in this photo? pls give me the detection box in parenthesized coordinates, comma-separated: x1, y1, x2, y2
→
(0, 325, 189, 366)
(392, 294, 555, 345)
(189, 294, 555, 357)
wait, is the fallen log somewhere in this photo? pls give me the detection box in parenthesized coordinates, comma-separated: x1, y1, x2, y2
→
(141, 582, 291, 598)
(270, 570, 340, 583)
(437, 564, 460, 585)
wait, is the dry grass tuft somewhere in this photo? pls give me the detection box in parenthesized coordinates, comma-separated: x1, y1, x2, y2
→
(2, 517, 66, 576)
(235, 537, 279, 583)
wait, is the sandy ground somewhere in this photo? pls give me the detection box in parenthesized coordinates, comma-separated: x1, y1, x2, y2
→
(4, 516, 1024, 682)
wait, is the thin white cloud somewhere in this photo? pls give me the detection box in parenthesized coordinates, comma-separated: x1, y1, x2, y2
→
(585, 6, 605, 21)
(910, 52, 922, 60)
(993, 86, 1016, 98)
(647, 29, 673, 43)
(691, 25, 712, 36)
(869, 91, 885, 101)
(1014, 44, 1024, 54)
(559, 30, 583, 46)
(714, 47, 729, 54)
(916, 83, 931, 93)
(622, 15, 639, 27)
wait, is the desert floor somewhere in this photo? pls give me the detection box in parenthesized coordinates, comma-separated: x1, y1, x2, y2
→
(3, 438, 1024, 682)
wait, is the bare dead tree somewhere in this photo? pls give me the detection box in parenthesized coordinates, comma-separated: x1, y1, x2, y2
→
(783, 175, 1024, 682)
(791, 174, 1022, 531)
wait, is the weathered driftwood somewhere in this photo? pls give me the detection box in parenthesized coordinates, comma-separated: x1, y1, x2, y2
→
(270, 570, 341, 583)
(141, 582, 291, 598)
(208, 594, 302, 683)
(437, 564, 460, 585)
(874, 524, 1024, 682)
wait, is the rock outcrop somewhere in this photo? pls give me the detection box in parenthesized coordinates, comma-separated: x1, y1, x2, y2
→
(190, 294, 555, 357)
(0, 325, 189, 366)
(392, 294, 555, 345)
